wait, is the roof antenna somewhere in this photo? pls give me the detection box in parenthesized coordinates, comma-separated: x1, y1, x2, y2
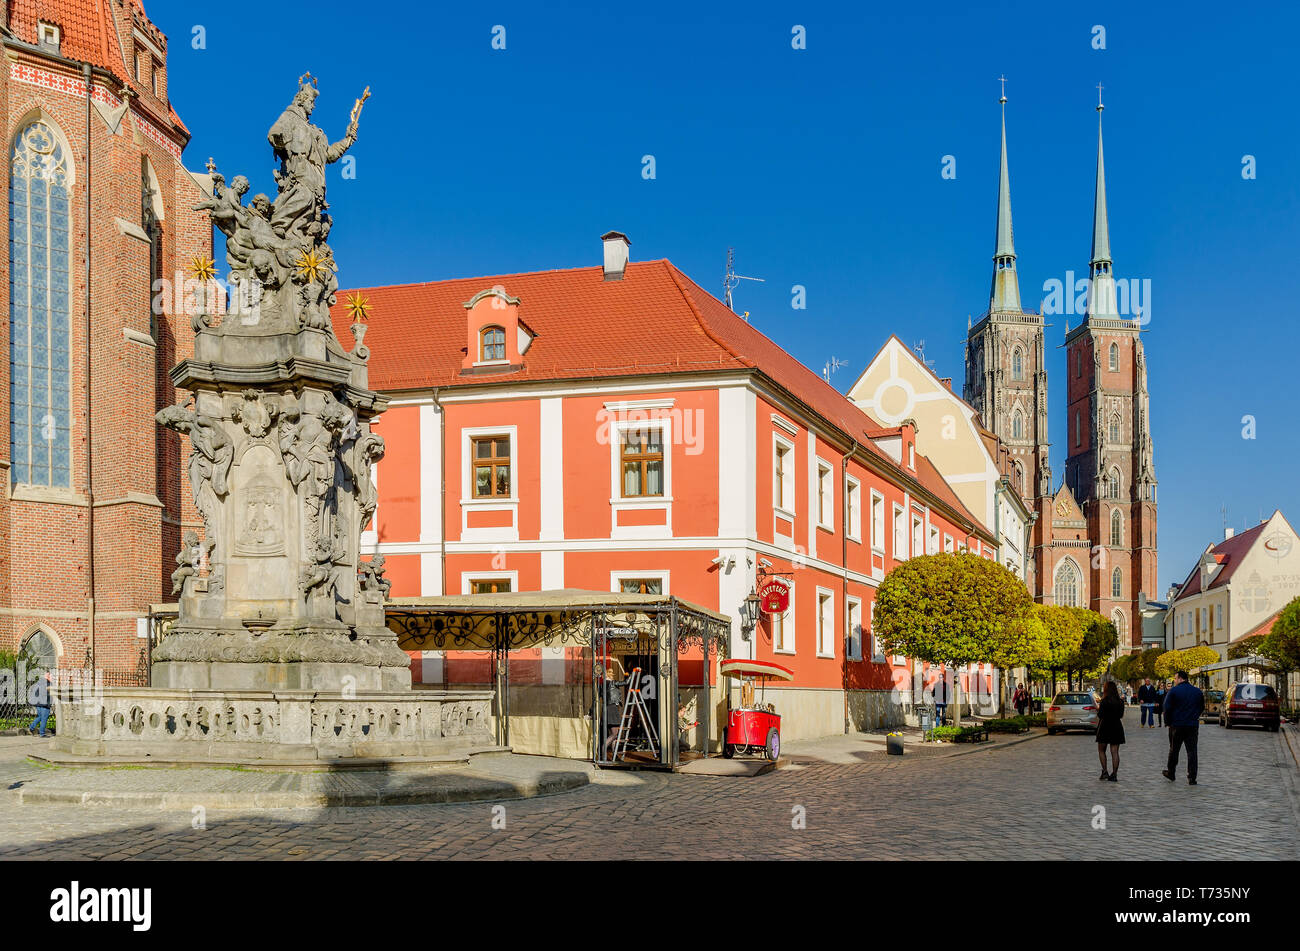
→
(912, 339, 937, 372)
(823, 357, 850, 382)
(723, 247, 764, 318)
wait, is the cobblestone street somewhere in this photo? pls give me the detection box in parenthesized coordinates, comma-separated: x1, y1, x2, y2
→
(3, 723, 1297, 861)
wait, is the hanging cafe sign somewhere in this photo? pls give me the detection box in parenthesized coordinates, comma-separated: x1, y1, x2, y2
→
(757, 578, 791, 614)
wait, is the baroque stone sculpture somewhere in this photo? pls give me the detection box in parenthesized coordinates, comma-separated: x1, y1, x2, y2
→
(152, 75, 408, 693)
(50, 78, 496, 766)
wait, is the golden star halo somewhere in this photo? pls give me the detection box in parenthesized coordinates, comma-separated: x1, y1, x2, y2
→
(294, 249, 327, 284)
(345, 292, 372, 323)
(187, 255, 217, 282)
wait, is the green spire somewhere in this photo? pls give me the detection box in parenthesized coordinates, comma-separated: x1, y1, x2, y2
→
(1087, 90, 1117, 319)
(989, 80, 1021, 313)
(1090, 97, 1112, 269)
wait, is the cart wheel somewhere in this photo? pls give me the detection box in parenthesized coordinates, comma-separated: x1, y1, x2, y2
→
(765, 728, 780, 762)
(721, 741, 734, 759)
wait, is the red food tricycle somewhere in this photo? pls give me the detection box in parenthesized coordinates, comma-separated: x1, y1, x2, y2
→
(720, 658, 793, 761)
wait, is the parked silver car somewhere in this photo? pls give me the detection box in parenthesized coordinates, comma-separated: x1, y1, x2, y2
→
(1046, 691, 1099, 734)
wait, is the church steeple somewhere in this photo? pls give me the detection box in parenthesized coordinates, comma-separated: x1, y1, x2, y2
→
(989, 78, 1021, 314)
(1087, 87, 1117, 319)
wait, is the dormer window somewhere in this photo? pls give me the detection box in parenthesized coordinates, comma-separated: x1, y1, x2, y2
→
(39, 22, 61, 52)
(480, 326, 506, 362)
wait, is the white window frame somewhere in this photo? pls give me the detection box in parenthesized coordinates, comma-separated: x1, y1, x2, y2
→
(892, 503, 906, 560)
(815, 458, 834, 531)
(772, 588, 795, 655)
(847, 596, 863, 662)
(461, 570, 519, 595)
(610, 571, 669, 596)
(870, 600, 885, 661)
(773, 433, 795, 517)
(1215, 603, 1222, 630)
(460, 424, 519, 543)
(816, 587, 835, 658)
(944, 534, 954, 553)
(870, 490, 885, 554)
(846, 476, 861, 543)
(911, 514, 924, 559)
(929, 525, 940, 555)
(610, 416, 673, 539)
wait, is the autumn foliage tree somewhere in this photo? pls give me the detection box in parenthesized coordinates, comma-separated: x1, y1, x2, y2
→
(874, 553, 1037, 723)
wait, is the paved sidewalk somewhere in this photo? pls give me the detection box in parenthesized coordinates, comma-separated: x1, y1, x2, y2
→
(782, 726, 1044, 764)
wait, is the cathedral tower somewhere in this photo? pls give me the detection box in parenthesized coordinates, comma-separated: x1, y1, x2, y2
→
(1062, 96, 1158, 648)
(964, 86, 1051, 511)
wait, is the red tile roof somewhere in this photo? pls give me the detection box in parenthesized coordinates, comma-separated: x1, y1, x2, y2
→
(7, 0, 190, 137)
(1172, 521, 1269, 601)
(333, 258, 994, 540)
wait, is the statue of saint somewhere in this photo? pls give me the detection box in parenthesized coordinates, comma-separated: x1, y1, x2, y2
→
(267, 74, 368, 241)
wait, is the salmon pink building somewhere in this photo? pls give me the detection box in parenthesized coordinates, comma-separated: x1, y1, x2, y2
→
(333, 234, 1000, 741)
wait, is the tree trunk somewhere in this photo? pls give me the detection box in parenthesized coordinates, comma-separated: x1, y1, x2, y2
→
(952, 668, 963, 729)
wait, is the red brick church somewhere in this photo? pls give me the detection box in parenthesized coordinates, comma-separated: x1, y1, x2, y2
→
(963, 94, 1157, 650)
(0, 1, 208, 677)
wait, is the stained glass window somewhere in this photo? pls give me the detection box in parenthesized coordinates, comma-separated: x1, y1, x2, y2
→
(10, 120, 72, 487)
(1054, 559, 1080, 607)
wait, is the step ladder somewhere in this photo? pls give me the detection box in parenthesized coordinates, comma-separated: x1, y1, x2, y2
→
(611, 667, 659, 762)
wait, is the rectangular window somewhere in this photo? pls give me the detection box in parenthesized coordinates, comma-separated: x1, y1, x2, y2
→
(929, 526, 940, 555)
(1215, 604, 1222, 630)
(471, 435, 512, 498)
(774, 439, 793, 512)
(944, 534, 954, 553)
(870, 601, 883, 660)
(151, 60, 160, 94)
(912, 515, 924, 559)
(871, 491, 885, 551)
(847, 598, 862, 662)
(816, 590, 834, 657)
(846, 478, 861, 541)
(816, 461, 833, 529)
(621, 427, 664, 498)
(618, 577, 663, 595)
(470, 578, 512, 594)
(893, 504, 906, 559)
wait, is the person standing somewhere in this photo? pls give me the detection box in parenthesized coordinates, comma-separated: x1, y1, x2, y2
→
(1095, 680, 1126, 781)
(1138, 678, 1157, 727)
(931, 675, 948, 726)
(1162, 671, 1205, 785)
(26, 671, 53, 738)
(1013, 683, 1029, 717)
(1154, 681, 1168, 727)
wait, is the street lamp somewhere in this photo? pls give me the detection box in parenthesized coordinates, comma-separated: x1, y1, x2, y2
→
(739, 591, 762, 642)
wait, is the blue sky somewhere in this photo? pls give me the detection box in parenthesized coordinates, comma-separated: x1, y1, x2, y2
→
(154, 0, 1299, 595)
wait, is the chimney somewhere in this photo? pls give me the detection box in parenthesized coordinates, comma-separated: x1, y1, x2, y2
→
(601, 231, 630, 281)
(1224, 526, 1234, 540)
(940, 377, 953, 392)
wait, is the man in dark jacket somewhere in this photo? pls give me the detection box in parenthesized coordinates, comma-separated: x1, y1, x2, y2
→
(1162, 671, 1204, 785)
(1137, 679, 1158, 728)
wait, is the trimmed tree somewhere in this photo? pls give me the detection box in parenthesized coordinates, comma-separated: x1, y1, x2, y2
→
(1065, 607, 1119, 687)
(874, 552, 1035, 726)
(1138, 646, 1163, 681)
(1111, 653, 1135, 684)
(1029, 604, 1085, 694)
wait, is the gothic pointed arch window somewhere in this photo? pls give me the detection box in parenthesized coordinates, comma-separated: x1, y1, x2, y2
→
(1111, 566, 1122, 599)
(1054, 558, 1081, 607)
(1109, 413, 1121, 445)
(1014, 461, 1023, 493)
(1112, 609, 1126, 642)
(1012, 347, 1023, 381)
(1108, 342, 1119, 371)
(9, 117, 74, 488)
(1110, 508, 1123, 547)
(20, 626, 60, 671)
(1011, 408, 1023, 440)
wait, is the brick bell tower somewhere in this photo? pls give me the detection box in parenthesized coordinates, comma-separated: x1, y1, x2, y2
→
(963, 84, 1052, 595)
(1062, 96, 1158, 650)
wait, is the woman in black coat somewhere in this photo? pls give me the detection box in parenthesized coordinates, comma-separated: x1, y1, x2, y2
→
(1096, 680, 1126, 781)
